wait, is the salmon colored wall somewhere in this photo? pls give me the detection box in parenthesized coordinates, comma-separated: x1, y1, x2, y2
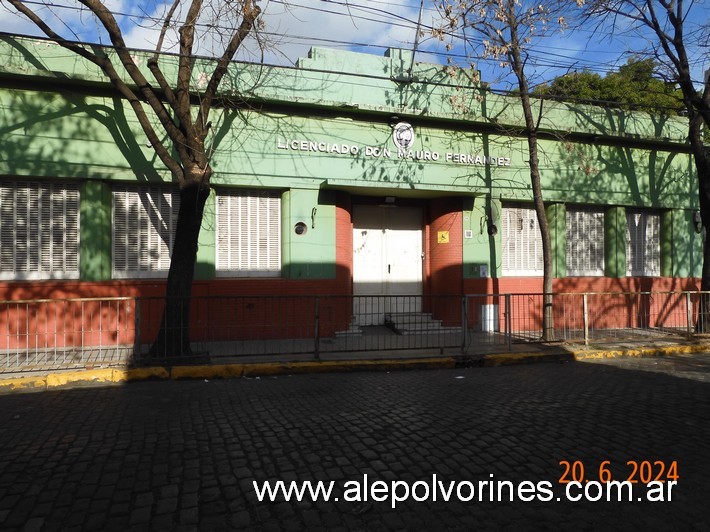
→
(335, 192, 354, 295)
(429, 198, 463, 295)
(463, 276, 701, 333)
(463, 276, 700, 295)
(427, 198, 464, 326)
(3, 276, 698, 351)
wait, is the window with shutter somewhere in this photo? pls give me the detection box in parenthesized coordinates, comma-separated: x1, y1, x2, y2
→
(626, 210, 660, 277)
(501, 204, 544, 276)
(566, 208, 605, 276)
(112, 185, 180, 278)
(216, 189, 281, 277)
(0, 181, 79, 280)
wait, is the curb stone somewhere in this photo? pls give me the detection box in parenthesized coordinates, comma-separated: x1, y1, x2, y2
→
(1, 344, 709, 394)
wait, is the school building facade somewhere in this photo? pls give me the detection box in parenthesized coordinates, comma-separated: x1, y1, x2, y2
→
(0, 33, 703, 339)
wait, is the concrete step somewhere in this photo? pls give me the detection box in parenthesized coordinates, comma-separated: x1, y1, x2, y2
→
(334, 324, 363, 337)
(386, 313, 438, 325)
(398, 326, 463, 336)
(385, 312, 460, 335)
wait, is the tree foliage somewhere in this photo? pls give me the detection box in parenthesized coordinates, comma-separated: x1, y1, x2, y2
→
(534, 57, 685, 113)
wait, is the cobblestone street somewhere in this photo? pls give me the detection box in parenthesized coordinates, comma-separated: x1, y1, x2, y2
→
(0, 356, 708, 530)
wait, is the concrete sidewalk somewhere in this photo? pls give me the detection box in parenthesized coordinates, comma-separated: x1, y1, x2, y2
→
(2, 336, 710, 394)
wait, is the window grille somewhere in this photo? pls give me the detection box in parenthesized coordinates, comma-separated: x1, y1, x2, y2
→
(626, 210, 660, 276)
(566, 208, 604, 276)
(112, 185, 179, 278)
(0, 181, 79, 280)
(216, 189, 281, 276)
(501, 205, 544, 276)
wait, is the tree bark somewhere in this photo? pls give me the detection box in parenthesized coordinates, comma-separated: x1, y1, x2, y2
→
(689, 116, 710, 332)
(527, 132, 555, 341)
(507, 7, 555, 341)
(149, 181, 211, 359)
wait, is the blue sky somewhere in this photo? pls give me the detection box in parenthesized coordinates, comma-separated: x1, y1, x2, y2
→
(0, 0, 707, 92)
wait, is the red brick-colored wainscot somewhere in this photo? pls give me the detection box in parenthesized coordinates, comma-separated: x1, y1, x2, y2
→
(462, 276, 701, 334)
(427, 198, 464, 326)
(0, 277, 355, 352)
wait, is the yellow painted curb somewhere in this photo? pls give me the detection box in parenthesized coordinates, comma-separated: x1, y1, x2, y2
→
(0, 358, 459, 394)
(121, 367, 171, 382)
(167, 358, 458, 379)
(2, 345, 707, 395)
(46, 369, 117, 388)
(483, 352, 571, 367)
(0, 375, 48, 393)
(571, 343, 710, 360)
(239, 357, 458, 377)
(171, 364, 245, 380)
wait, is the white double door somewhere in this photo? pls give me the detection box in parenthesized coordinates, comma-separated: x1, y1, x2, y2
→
(352, 204, 423, 325)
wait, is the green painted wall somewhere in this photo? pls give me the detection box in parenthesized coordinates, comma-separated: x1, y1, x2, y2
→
(79, 180, 111, 281)
(667, 209, 703, 278)
(195, 193, 216, 280)
(0, 34, 703, 282)
(0, 86, 696, 212)
(660, 210, 673, 278)
(604, 207, 627, 278)
(0, 34, 696, 213)
(281, 189, 336, 279)
(1, 35, 688, 143)
(462, 196, 501, 278)
(546, 203, 566, 278)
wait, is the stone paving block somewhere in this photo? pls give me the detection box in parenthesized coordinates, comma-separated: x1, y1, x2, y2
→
(150, 513, 176, 531)
(0, 359, 709, 530)
(128, 506, 151, 526)
(179, 507, 198, 525)
(21, 517, 44, 532)
(155, 497, 178, 515)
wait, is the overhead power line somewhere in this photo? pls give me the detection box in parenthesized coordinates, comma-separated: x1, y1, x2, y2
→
(4, 0, 708, 87)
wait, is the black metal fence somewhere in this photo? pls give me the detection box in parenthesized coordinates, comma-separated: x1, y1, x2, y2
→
(1, 291, 706, 372)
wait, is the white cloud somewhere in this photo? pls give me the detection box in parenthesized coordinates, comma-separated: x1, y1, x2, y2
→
(0, 8, 43, 37)
(240, 0, 424, 65)
(1, 0, 706, 90)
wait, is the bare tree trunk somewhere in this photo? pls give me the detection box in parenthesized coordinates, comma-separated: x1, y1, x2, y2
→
(689, 117, 710, 332)
(527, 133, 555, 341)
(508, 20, 555, 341)
(149, 182, 211, 359)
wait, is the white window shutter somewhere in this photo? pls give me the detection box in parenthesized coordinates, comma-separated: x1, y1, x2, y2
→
(502, 205, 544, 276)
(0, 181, 79, 280)
(0, 185, 15, 273)
(566, 208, 604, 276)
(216, 189, 281, 276)
(626, 211, 660, 276)
(112, 185, 179, 278)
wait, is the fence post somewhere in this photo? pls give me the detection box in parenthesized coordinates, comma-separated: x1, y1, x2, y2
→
(134, 298, 141, 360)
(583, 293, 589, 346)
(314, 296, 320, 360)
(505, 294, 512, 352)
(686, 292, 693, 340)
(461, 296, 467, 354)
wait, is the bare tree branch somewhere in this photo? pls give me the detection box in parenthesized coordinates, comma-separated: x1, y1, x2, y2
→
(147, 0, 183, 111)
(5, 0, 185, 179)
(196, 0, 262, 138)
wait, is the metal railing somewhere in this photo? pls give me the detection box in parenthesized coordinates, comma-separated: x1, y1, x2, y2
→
(1, 291, 707, 372)
(0, 297, 137, 372)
